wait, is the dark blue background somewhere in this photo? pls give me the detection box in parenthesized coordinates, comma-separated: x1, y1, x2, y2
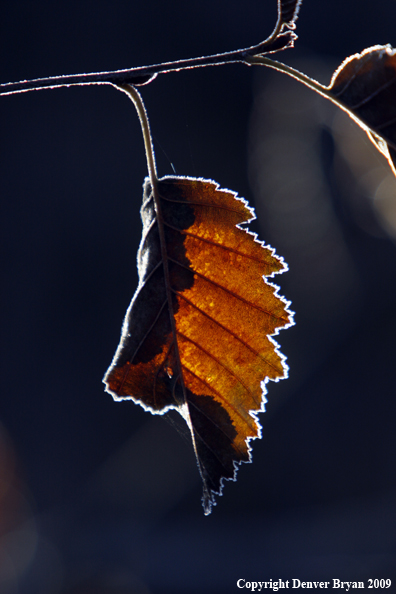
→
(1, 1, 396, 592)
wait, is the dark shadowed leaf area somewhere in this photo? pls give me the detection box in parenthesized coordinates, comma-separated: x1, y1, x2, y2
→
(329, 44, 396, 174)
(104, 176, 293, 514)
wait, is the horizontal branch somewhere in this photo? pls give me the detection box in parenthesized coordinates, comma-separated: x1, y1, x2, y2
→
(0, 30, 295, 97)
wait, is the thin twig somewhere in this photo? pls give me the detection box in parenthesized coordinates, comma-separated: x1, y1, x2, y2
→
(0, 28, 295, 97)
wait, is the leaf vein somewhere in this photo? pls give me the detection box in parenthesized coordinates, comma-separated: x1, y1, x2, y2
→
(137, 258, 163, 288)
(113, 298, 168, 394)
(177, 330, 260, 406)
(168, 256, 288, 322)
(175, 290, 280, 373)
(164, 220, 266, 264)
(346, 77, 396, 111)
(182, 362, 257, 432)
(159, 193, 248, 216)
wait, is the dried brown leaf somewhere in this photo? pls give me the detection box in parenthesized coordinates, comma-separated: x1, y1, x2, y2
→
(328, 45, 396, 174)
(104, 176, 293, 514)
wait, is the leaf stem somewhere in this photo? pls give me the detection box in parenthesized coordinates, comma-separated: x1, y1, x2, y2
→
(247, 55, 363, 124)
(248, 55, 329, 93)
(115, 84, 158, 187)
(114, 83, 189, 411)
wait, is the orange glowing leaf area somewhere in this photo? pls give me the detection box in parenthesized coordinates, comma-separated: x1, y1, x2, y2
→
(104, 176, 293, 514)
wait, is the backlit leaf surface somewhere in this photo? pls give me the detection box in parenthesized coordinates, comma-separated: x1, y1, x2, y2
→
(328, 45, 396, 174)
(104, 176, 293, 514)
